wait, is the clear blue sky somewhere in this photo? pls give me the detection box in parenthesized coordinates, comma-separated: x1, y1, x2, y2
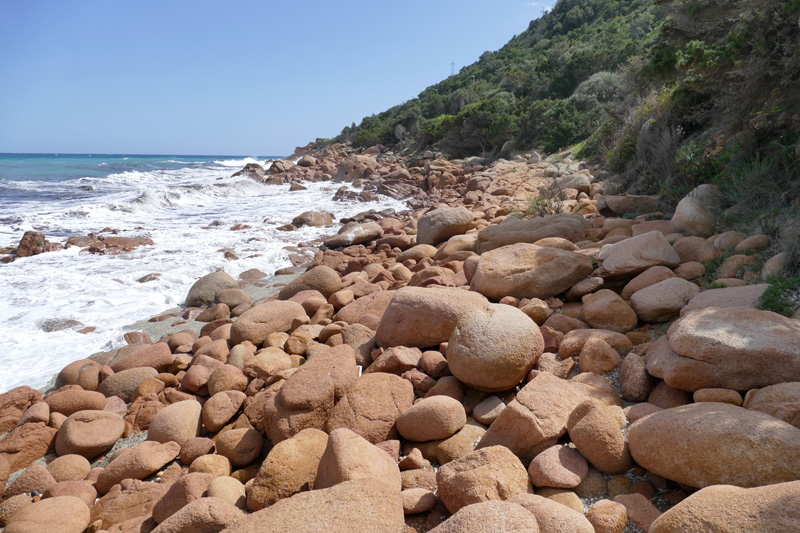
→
(0, 0, 554, 156)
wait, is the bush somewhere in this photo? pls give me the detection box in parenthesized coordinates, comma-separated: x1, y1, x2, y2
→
(334, 0, 662, 157)
(517, 182, 565, 218)
(759, 276, 800, 317)
(568, 71, 625, 111)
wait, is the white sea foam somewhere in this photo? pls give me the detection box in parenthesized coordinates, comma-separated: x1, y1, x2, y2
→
(212, 157, 262, 167)
(0, 164, 406, 392)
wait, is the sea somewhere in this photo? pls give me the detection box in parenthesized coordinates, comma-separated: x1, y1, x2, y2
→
(0, 153, 406, 393)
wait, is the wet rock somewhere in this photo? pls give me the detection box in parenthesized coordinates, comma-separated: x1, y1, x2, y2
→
(185, 272, 239, 307)
(291, 210, 333, 228)
(15, 230, 60, 258)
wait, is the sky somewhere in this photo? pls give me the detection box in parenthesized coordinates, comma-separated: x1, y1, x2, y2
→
(0, 1, 555, 156)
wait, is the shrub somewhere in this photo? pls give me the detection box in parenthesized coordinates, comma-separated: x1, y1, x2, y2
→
(759, 276, 800, 317)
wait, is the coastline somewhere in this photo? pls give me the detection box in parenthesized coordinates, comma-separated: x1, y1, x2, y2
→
(0, 152, 408, 393)
(0, 143, 796, 533)
(35, 271, 304, 397)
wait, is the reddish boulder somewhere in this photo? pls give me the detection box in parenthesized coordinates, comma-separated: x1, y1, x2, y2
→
(0, 386, 43, 432)
(55, 410, 125, 459)
(0, 422, 57, 472)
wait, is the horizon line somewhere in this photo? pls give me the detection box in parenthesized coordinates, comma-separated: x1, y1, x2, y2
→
(0, 152, 287, 158)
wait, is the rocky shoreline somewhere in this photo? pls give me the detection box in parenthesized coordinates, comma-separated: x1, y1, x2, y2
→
(1, 143, 798, 532)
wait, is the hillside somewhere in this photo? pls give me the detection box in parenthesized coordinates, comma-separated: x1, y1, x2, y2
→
(334, 0, 662, 156)
(325, 0, 800, 273)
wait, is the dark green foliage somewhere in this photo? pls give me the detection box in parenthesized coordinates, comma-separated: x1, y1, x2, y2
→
(699, 251, 733, 289)
(334, 0, 662, 156)
(759, 276, 800, 317)
(329, 0, 800, 257)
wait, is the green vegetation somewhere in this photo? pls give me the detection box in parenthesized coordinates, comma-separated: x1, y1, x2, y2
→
(699, 252, 732, 289)
(334, 0, 663, 157)
(759, 276, 800, 317)
(516, 185, 564, 218)
(327, 0, 800, 270)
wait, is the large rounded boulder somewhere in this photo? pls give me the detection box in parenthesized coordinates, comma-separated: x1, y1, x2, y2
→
(375, 287, 488, 349)
(436, 445, 531, 513)
(470, 244, 594, 300)
(650, 480, 800, 532)
(55, 410, 124, 459)
(325, 373, 414, 444)
(629, 402, 800, 488)
(278, 266, 342, 300)
(229, 301, 306, 346)
(335, 155, 377, 182)
(148, 400, 203, 446)
(416, 207, 474, 246)
(476, 214, 588, 253)
(647, 307, 800, 391)
(447, 304, 544, 392)
(185, 272, 239, 307)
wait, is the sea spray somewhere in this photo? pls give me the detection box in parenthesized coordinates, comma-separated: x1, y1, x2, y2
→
(0, 155, 406, 392)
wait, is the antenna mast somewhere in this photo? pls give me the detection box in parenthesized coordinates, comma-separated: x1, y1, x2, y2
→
(450, 61, 455, 76)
